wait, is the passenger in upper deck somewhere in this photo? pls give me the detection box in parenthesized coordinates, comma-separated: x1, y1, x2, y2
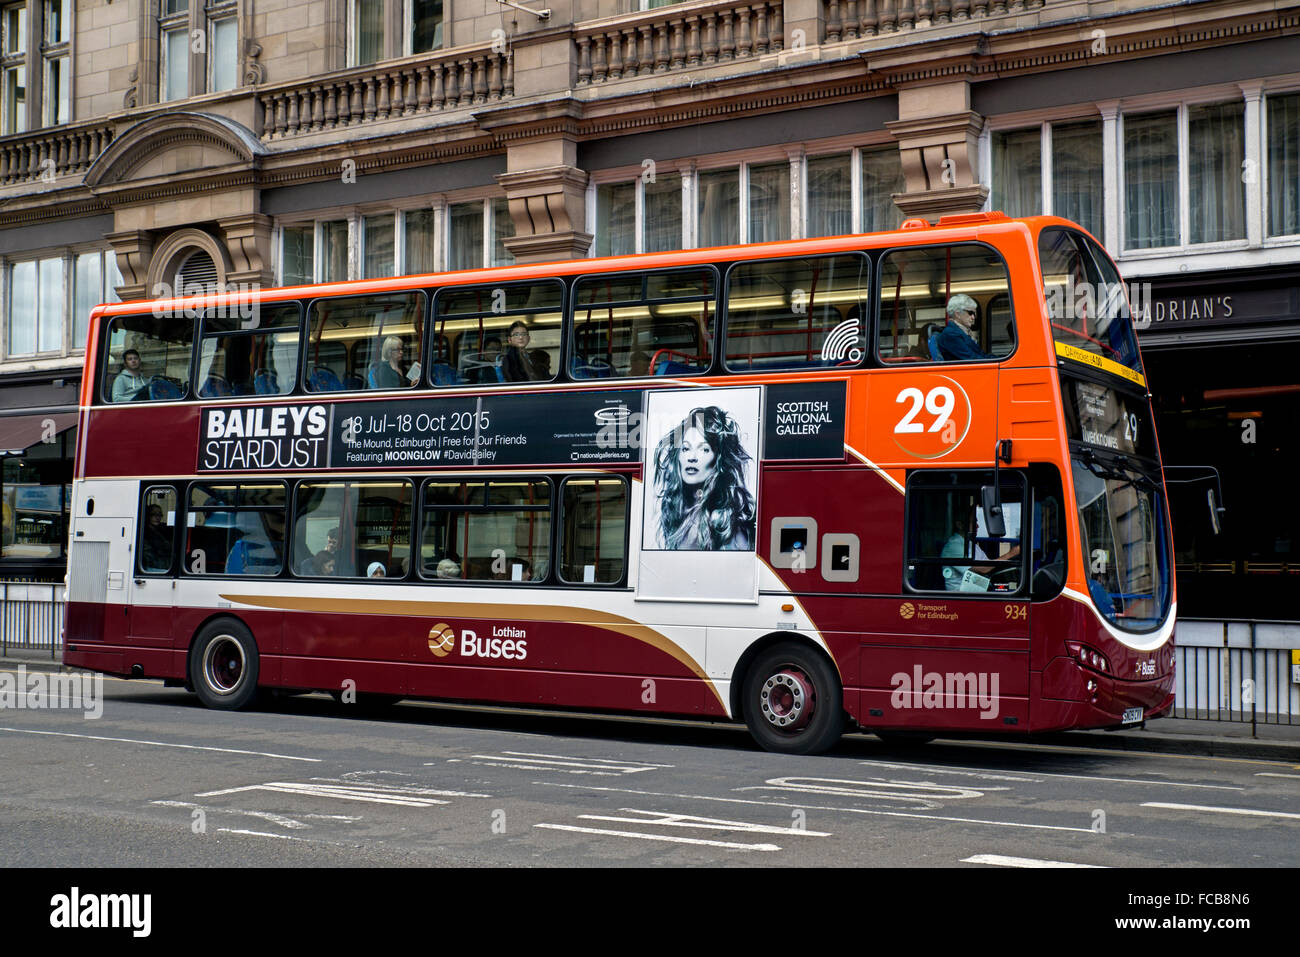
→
(371, 336, 416, 389)
(935, 294, 990, 361)
(502, 321, 545, 382)
(112, 349, 149, 401)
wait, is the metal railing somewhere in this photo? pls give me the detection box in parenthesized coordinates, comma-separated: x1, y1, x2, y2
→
(0, 582, 65, 659)
(1174, 618, 1300, 733)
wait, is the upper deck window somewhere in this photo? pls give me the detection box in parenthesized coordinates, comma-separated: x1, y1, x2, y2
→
(103, 314, 195, 403)
(431, 281, 562, 386)
(571, 268, 714, 379)
(1039, 227, 1142, 378)
(303, 292, 425, 393)
(725, 254, 868, 372)
(877, 243, 1014, 364)
(197, 304, 300, 399)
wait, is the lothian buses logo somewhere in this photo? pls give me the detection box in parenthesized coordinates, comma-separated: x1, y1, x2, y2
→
(428, 624, 456, 657)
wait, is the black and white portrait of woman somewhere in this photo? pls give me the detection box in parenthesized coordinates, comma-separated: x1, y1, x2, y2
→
(648, 403, 757, 551)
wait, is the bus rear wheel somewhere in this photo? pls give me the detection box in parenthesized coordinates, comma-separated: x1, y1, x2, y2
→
(190, 619, 260, 711)
(743, 643, 844, 755)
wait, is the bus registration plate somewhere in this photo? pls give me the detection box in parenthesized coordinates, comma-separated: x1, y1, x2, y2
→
(1122, 707, 1143, 724)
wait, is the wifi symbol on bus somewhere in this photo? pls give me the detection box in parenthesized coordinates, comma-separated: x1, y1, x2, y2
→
(821, 318, 863, 363)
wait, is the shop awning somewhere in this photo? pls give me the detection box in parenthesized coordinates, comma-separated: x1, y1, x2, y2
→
(0, 411, 78, 455)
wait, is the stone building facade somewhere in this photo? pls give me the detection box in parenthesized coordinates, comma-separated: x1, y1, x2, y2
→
(0, 0, 1298, 618)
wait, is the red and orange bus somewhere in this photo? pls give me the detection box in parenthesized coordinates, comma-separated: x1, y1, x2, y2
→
(63, 212, 1176, 754)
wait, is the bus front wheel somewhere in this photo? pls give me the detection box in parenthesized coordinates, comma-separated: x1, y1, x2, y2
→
(190, 619, 260, 711)
(742, 643, 844, 755)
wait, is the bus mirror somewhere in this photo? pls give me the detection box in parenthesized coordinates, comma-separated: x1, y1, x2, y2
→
(980, 485, 1006, 539)
(1208, 488, 1223, 535)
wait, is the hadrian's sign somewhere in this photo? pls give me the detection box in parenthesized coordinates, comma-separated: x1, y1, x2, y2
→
(1135, 281, 1299, 332)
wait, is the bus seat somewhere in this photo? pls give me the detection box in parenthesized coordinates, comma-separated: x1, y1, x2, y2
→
(226, 539, 248, 575)
(149, 377, 184, 400)
(654, 360, 698, 376)
(431, 363, 460, 386)
(253, 369, 280, 394)
(926, 326, 943, 361)
(342, 373, 364, 390)
(572, 358, 612, 379)
(308, 366, 344, 392)
(200, 374, 233, 398)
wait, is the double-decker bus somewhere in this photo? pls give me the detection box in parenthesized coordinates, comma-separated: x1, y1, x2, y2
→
(62, 212, 1175, 754)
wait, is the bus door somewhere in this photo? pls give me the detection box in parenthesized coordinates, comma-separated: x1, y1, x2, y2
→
(128, 485, 181, 646)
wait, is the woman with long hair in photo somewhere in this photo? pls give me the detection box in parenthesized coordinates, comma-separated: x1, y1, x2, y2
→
(652, 406, 756, 550)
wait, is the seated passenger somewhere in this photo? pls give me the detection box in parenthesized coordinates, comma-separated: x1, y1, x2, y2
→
(502, 322, 545, 382)
(367, 561, 386, 578)
(371, 336, 416, 389)
(112, 350, 149, 402)
(935, 294, 990, 361)
(435, 558, 461, 580)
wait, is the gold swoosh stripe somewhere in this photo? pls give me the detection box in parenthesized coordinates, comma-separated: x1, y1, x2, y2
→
(220, 593, 727, 712)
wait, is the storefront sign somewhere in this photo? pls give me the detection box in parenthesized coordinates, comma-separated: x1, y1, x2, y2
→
(1136, 284, 1299, 332)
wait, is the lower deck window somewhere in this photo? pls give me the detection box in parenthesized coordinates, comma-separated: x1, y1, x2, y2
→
(906, 471, 1025, 594)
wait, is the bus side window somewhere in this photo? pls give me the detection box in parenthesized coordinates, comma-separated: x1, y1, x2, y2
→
(559, 477, 628, 585)
(139, 485, 178, 575)
(103, 315, 195, 403)
(877, 244, 1014, 364)
(905, 471, 1025, 594)
(185, 482, 286, 576)
(724, 254, 869, 372)
(420, 479, 551, 582)
(571, 269, 714, 379)
(304, 292, 425, 394)
(433, 281, 563, 387)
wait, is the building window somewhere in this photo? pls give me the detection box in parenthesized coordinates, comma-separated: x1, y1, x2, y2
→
(697, 168, 739, 247)
(208, 5, 239, 93)
(1122, 101, 1244, 251)
(595, 175, 683, 256)
(362, 213, 395, 279)
(41, 0, 67, 125)
(404, 209, 436, 273)
(448, 199, 513, 270)
(2, 430, 74, 563)
(861, 145, 904, 233)
(990, 120, 1103, 239)
(747, 162, 790, 243)
(349, 0, 383, 66)
(407, 0, 443, 55)
(1, 2, 26, 134)
(806, 154, 851, 239)
(1188, 102, 1245, 244)
(73, 250, 121, 349)
(159, 0, 189, 102)
(281, 226, 314, 286)
(1267, 92, 1300, 238)
(6, 256, 66, 356)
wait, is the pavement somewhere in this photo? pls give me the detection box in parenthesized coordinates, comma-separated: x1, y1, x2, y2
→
(4, 646, 1298, 761)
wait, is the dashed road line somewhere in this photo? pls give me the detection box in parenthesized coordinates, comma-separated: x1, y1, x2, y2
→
(1142, 802, 1300, 821)
(0, 726, 320, 762)
(963, 854, 1104, 869)
(534, 823, 780, 851)
(860, 759, 1243, 790)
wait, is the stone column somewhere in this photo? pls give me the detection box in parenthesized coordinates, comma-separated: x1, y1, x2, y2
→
(885, 79, 989, 221)
(496, 137, 592, 262)
(104, 230, 155, 301)
(219, 213, 275, 289)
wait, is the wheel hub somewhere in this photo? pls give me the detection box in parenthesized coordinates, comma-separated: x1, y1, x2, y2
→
(204, 637, 245, 695)
(760, 668, 815, 731)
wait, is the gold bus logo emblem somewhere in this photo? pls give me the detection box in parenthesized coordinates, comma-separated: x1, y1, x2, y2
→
(899, 602, 916, 620)
(428, 623, 456, 658)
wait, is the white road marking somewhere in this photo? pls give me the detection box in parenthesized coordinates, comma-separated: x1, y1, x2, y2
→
(541, 782, 1094, 833)
(963, 854, 1104, 869)
(860, 759, 1244, 790)
(534, 823, 780, 851)
(576, 809, 830, 837)
(743, 776, 993, 802)
(197, 779, 489, 807)
(1142, 802, 1300, 821)
(1256, 772, 1300, 780)
(152, 800, 308, 829)
(467, 751, 669, 774)
(0, 726, 320, 762)
(217, 828, 314, 841)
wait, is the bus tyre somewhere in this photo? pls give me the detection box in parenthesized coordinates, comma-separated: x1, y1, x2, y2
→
(190, 620, 260, 711)
(743, 643, 844, 755)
